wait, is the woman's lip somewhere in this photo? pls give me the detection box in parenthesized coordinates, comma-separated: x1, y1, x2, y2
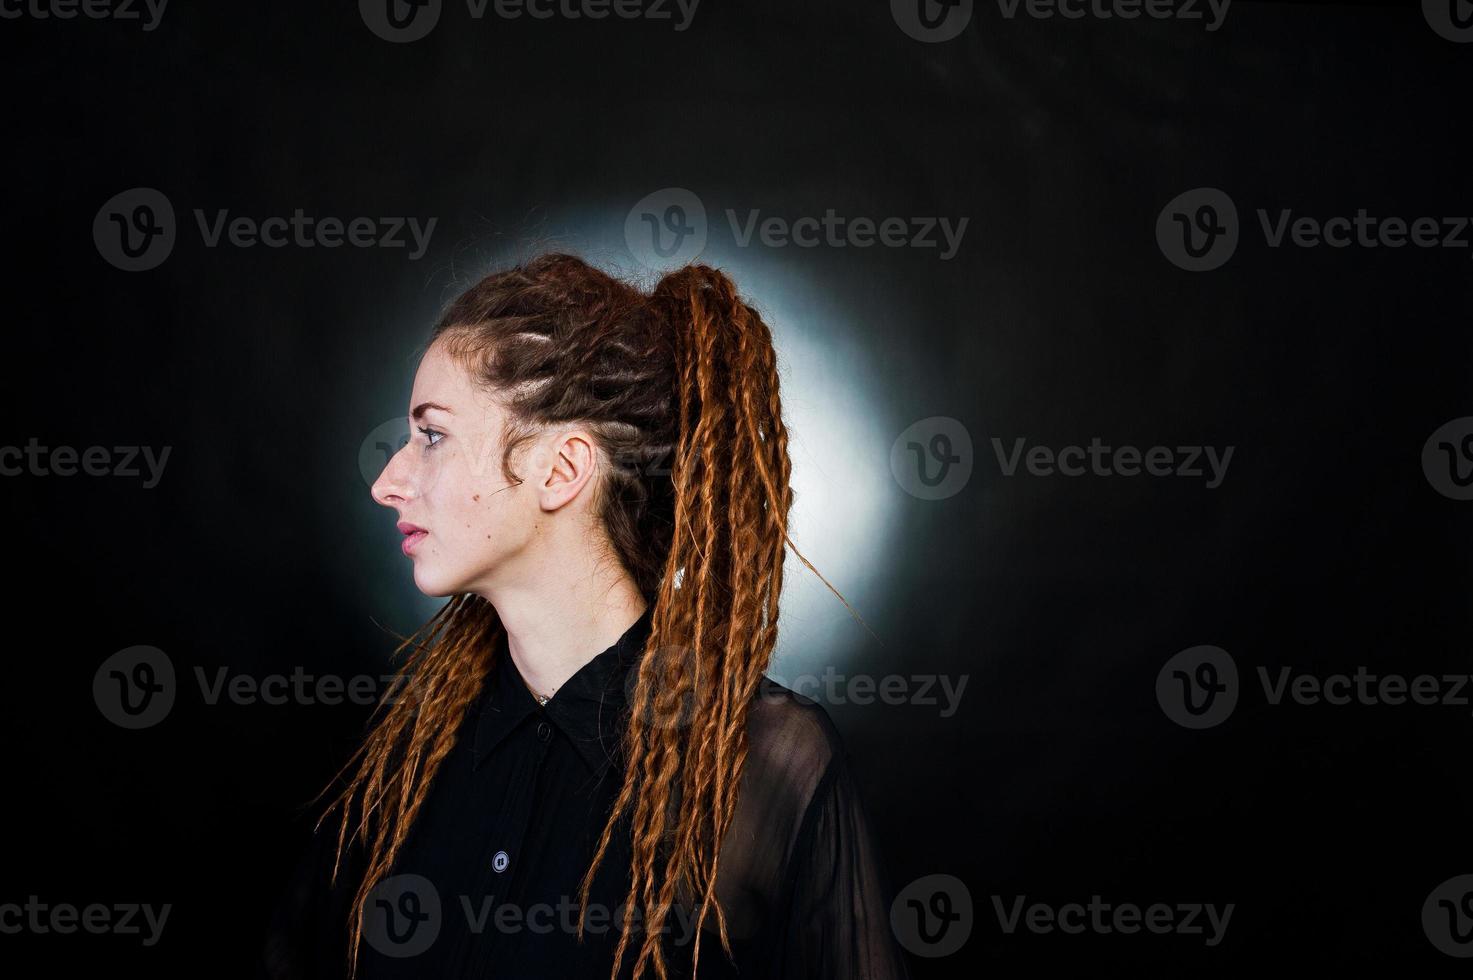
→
(401, 530, 428, 556)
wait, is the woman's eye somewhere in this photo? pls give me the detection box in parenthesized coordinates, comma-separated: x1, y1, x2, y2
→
(418, 426, 444, 448)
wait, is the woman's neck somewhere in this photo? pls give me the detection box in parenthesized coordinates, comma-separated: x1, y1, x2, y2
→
(481, 547, 648, 702)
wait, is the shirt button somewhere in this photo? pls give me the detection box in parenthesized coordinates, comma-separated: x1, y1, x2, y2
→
(536, 721, 552, 742)
(492, 850, 509, 873)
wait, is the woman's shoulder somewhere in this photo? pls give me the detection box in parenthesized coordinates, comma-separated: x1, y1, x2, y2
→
(748, 673, 842, 740)
(741, 675, 848, 808)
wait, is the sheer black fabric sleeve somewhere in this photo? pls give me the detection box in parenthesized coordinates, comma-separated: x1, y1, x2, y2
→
(782, 742, 912, 980)
(257, 820, 359, 980)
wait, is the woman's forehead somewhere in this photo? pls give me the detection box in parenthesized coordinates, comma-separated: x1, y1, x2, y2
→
(411, 342, 475, 411)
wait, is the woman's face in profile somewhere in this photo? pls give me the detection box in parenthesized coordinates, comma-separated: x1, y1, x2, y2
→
(370, 338, 537, 597)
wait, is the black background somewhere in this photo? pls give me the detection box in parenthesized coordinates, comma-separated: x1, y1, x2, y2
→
(4, 0, 1471, 975)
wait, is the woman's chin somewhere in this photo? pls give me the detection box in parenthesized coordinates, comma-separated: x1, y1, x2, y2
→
(411, 564, 461, 598)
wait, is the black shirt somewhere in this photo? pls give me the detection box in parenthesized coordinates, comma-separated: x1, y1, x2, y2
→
(261, 607, 911, 979)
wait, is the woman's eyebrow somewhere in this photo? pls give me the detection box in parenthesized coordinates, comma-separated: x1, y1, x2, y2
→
(411, 401, 455, 421)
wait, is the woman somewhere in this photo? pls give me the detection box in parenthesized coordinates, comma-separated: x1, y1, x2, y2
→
(261, 253, 910, 979)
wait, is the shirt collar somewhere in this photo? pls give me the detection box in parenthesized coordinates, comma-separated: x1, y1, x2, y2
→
(472, 606, 653, 775)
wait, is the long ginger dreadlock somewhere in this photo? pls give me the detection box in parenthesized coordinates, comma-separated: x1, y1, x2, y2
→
(321, 253, 852, 980)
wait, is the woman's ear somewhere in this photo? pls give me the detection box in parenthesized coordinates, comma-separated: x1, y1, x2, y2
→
(538, 429, 599, 512)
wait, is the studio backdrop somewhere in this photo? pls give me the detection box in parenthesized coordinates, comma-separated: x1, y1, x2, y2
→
(3, 1, 1471, 976)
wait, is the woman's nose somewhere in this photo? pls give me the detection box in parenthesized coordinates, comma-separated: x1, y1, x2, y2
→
(371, 443, 413, 507)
